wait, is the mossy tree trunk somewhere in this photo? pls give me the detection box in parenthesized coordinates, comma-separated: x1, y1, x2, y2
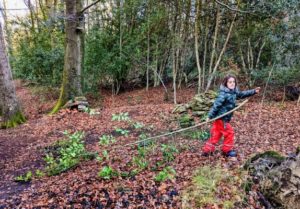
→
(0, 22, 26, 128)
(51, 0, 84, 114)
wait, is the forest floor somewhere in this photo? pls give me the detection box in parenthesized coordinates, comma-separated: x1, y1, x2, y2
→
(0, 81, 299, 208)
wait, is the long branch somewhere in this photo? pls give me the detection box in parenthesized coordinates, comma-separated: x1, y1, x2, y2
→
(121, 99, 249, 148)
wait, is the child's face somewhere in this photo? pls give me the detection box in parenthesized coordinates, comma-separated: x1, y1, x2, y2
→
(227, 77, 236, 90)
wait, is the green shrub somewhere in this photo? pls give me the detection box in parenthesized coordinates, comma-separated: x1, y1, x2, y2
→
(44, 131, 95, 176)
(98, 166, 118, 180)
(154, 166, 176, 182)
(99, 135, 116, 146)
(15, 171, 33, 183)
(161, 144, 179, 162)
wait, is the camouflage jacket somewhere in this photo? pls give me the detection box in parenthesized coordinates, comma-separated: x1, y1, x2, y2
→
(208, 85, 256, 122)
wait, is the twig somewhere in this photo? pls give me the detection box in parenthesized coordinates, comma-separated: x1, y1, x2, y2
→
(257, 192, 274, 209)
(215, 0, 253, 14)
(80, 0, 102, 14)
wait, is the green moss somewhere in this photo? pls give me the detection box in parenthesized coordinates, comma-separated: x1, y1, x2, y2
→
(244, 151, 285, 169)
(1, 111, 26, 129)
(178, 114, 195, 128)
(49, 97, 64, 115)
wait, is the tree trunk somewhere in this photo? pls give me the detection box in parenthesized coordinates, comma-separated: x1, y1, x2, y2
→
(0, 22, 26, 128)
(50, 0, 83, 114)
(1, 0, 12, 56)
(205, 13, 237, 92)
(202, 15, 209, 90)
(194, 0, 202, 93)
(208, 5, 220, 76)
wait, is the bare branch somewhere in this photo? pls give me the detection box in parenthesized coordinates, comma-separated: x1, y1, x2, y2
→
(215, 0, 252, 14)
(80, 0, 102, 14)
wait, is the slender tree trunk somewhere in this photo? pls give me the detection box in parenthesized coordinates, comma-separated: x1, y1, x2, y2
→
(201, 1, 209, 89)
(248, 38, 254, 70)
(51, 0, 83, 114)
(208, 5, 220, 76)
(195, 0, 202, 93)
(26, 0, 36, 32)
(117, 0, 123, 95)
(153, 38, 159, 87)
(202, 16, 208, 90)
(239, 46, 246, 72)
(0, 22, 26, 128)
(172, 46, 177, 104)
(146, 20, 150, 91)
(255, 40, 266, 69)
(205, 13, 237, 92)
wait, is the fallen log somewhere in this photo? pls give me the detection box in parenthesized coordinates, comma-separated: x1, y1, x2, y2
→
(244, 149, 300, 209)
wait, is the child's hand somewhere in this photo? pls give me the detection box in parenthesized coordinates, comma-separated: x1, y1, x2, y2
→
(255, 87, 261, 94)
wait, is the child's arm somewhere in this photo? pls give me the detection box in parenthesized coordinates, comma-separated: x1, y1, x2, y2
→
(208, 92, 226, 119)
(236, 87, 260, 99)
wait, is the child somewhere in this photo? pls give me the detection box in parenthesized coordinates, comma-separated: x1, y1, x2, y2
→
(202, 75, 260, 157)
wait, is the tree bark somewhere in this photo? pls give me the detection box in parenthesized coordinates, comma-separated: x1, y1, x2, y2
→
(1, 0, 12, 56)
(50, 0, 84, 114)
(208, 4, 220, 76)
(0, 22, 26, 128)
(194, 0, 202, 93)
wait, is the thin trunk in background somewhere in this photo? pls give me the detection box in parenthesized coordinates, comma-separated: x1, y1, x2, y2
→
(194, 0, 202, 93)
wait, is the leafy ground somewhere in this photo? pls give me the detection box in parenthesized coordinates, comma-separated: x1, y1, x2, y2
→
(0, 81, 299, 208)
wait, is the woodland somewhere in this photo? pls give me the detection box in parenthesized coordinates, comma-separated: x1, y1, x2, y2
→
(0, 0, 300, 208)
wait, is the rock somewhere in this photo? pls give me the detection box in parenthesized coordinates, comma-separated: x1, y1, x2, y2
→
(172, 104, 189, 114)
(63, 96, 89, 111)
(172, 90, 217, 118)
(245, 150, 300, 209)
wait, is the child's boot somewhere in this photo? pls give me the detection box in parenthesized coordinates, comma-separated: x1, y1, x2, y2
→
(223, 150, 237, 157)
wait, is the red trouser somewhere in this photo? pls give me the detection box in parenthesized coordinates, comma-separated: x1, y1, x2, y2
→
(202, 119, 234, 153)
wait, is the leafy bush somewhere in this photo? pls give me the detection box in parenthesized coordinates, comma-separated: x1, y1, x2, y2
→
(15, 171, 33, 183)
(112, 112, 130, 122)
(251, 66, 300, 87)
(12, 27, 64, 86)
(131, 146, 151, 171)
(161, 144, 179, 162)
(115, 128, 130, 137)
(98, 166, 118, 180)
(99, 135, 116, 146)
(154, 166, 176, 182)
(44, 131, 95, 176)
